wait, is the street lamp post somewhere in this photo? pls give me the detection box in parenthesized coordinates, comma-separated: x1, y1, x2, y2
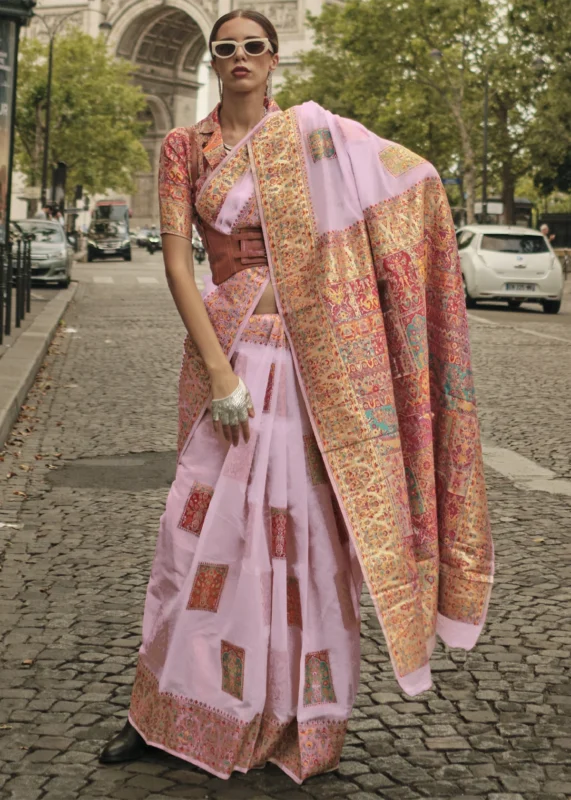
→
(35, 11, 80, 207)
(481, 64, 489, 224)
(35, 6, 112, 208)
(40, 30, 53, 206)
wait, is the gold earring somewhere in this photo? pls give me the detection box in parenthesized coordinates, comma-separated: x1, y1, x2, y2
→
(217, 74, 223, 100)
(266, 71, 273, 99)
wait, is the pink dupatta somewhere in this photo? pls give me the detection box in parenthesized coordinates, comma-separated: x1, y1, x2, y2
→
(178, 102, 494, 695)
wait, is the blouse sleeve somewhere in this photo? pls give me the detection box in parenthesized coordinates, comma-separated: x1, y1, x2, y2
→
(159, 127, 195, 240)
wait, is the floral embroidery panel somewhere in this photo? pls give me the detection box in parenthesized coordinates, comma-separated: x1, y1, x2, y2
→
(222, 430, 259, 483)
(303, 650, 337, 706)
(303, 435, 327, 486)
(263, 363, 276, 413)
(270, 507, 287, 559)
(221, 640, 246, 700)
(260, 572, 272, 627)
(178, 482, 214, 535)
(308, 128, 337, 162)
(286, 576, 302, 628)
(187, 563, 229, 612)
(379, 143, 426, 178)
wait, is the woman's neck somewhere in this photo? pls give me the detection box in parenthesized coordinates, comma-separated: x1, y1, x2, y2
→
(219, 89, 267, 144)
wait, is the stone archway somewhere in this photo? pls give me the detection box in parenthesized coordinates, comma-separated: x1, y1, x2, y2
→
(106, 1, 211, 226)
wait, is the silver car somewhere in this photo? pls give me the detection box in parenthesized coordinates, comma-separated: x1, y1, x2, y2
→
(15, 220, 74, 287)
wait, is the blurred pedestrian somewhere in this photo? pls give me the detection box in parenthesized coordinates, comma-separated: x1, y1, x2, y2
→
(34, 204, 51, 220)
(540, 223, 555, 243)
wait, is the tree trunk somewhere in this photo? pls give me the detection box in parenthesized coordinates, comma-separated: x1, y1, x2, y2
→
(496, 104, 515, 225)
(502, 163, 515, 225)
(450, 102, 476, 223)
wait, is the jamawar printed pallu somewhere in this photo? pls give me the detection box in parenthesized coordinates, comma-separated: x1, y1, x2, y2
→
(129, 101, 494, 783)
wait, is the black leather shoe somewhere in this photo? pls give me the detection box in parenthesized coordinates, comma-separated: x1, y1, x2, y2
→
(99, 721, 149, 764)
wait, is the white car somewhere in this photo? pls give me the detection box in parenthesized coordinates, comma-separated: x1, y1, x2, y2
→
(456, 225, 564, 314)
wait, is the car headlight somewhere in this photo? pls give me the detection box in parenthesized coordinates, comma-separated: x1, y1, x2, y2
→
(121, 239, 130, 247)
(88, 240, 97, 247)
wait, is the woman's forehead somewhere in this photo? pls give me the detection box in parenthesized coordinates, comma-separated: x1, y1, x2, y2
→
(216, 17, 267, 40)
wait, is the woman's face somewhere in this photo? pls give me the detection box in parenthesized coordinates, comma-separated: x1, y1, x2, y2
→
(212, 17, 279, 97)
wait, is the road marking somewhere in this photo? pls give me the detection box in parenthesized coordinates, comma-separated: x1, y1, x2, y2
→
(137, 276, 159, 284)
(93, 276, 114, 284)
(482, 444, 571, 497)
(467, 313, 498, 326)
(467, 312, 571, 343)
(510, 326, 571, 344)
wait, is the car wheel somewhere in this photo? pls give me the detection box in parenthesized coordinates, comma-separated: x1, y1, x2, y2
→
(463, 276, 477, 309)
(124, 250, 132, 262)
(508, 300, 522, 309)
(542, 299, 561, 314)
(59, 275, 71, 289)
(87, 250, 93, 262)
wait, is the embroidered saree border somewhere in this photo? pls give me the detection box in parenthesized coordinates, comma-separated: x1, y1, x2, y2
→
(195, 144, 250, 226)
(130, 660, 347, 784)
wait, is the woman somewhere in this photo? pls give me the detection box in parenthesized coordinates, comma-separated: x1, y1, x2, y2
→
(100, 9, 494, 783)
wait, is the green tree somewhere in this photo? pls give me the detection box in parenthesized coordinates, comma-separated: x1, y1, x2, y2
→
(277, 0, 571, 225)
(277, 0, 494, 222)
(511, 0, 571, 204)
(16, 30, 149, 201)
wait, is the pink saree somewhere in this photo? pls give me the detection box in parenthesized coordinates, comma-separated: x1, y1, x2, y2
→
(129, 102, 494, 783)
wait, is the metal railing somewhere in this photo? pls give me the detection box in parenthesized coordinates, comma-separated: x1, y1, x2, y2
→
(0, 236, 32, 346)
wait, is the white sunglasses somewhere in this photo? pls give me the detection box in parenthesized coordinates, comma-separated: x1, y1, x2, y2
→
(211, 38, 274, 59)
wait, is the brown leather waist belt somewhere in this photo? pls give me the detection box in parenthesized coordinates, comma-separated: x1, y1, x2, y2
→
(202, 222, 267, 285)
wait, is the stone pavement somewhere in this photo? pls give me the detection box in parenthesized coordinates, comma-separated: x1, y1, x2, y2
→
(0, 264, 570, 800)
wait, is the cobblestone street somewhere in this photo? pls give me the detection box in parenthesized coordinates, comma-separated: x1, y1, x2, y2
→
(1, 253, 570, 800)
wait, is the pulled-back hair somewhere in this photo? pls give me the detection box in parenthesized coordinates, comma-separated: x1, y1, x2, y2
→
(209, 9, 279, 55)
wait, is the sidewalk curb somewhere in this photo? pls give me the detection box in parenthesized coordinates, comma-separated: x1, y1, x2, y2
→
(0, 283, 78, 449)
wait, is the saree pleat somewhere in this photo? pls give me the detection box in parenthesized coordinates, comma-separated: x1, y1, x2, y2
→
(130, 315, 362, 783)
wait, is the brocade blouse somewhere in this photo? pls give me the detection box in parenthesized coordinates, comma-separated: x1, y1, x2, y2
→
(158, 103, 270, 242)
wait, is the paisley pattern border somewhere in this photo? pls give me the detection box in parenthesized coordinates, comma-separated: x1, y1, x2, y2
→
(130, 660, 348, 783)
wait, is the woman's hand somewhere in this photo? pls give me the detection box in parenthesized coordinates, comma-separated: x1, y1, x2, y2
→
(210, 368, 255, 446)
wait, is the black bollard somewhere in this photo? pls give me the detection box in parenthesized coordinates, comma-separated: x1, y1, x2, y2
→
(5, 241, 13, 337)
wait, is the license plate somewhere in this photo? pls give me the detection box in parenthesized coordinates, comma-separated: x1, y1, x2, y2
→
(505, 283, 536, 292)
(103, 248, 117, 253)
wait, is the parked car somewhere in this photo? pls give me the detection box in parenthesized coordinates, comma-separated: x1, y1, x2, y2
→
(87, 220, 131, 262)
(457, 225, 564, 314)
(13, 219, 73, 287)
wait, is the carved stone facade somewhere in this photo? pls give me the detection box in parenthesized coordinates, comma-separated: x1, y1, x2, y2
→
(27, 0, 324, 226)
(232, 0, 299, 33)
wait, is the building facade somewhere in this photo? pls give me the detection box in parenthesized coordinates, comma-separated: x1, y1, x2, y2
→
(20, 0, 321, 227)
